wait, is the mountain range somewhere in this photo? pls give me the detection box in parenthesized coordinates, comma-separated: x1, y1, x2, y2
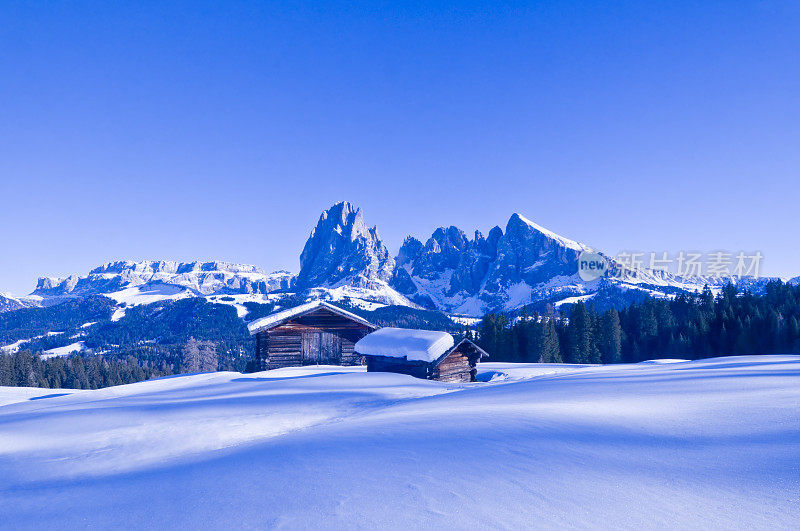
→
(1, 201, 789, 319)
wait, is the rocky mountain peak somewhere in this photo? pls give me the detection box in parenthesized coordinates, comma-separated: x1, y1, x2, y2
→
(396, 236, 424, 270)
(297, 201, 394, 290)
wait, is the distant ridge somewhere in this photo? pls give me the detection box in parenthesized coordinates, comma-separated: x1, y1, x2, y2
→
(1, 202, 780, 317)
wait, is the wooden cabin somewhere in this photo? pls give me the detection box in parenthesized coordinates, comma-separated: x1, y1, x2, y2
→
(247, 301, 378, 370)
(355, 327, 488, 382)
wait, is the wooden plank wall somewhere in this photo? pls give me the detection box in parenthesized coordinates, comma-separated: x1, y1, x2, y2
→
(266, 329, 303, 369)
(259, 308, 374, 370)
(431, 350, 473, 382)
(364, 342, 481, 382)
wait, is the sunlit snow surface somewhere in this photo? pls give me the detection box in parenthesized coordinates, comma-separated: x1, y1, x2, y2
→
(1, 356, 799, 529)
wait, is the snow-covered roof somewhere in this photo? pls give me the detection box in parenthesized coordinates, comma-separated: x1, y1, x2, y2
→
(354, 327, 455, 363)
(247, 300, 377, 335)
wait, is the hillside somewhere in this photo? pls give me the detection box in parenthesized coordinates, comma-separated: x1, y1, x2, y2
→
(1, 355, 798, 528)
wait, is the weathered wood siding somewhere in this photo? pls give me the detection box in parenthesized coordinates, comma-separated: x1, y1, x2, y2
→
(362, 340, 484, 382)
(430, 349, 473, 382)
(255, 307, 374, 370)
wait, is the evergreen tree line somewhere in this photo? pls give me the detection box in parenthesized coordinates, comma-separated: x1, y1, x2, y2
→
(0, 334, 231, 389)
(477, 306, 620, 364)
(478, 281, 800, 364)
(0, 337, 228, 389)
(0, 350, 172, 389)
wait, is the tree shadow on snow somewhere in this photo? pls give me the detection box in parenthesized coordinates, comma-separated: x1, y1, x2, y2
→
(28, 393, 71, 401)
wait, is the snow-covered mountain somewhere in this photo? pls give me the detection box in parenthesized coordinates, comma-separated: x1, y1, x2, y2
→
(296, 202, 412, 307)
(391, 213, 599, 314)
(25, 261, 294, 312)
(297, 202, 394, 289)
(0, 292, 33, 313)
(0, 201, 780, 318)
(389, 213, 774, 315)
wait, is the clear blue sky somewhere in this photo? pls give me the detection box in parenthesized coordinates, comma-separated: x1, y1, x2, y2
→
(1, 1, 798, 295)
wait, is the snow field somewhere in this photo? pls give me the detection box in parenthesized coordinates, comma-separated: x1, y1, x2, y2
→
(1, 356, 798, 529)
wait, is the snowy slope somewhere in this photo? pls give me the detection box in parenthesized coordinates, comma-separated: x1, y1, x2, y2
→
(40, 341, 86, 359)
(0, 292, 35, 312)
(1, 355, 798, 529)
(0, 386, 76, 407)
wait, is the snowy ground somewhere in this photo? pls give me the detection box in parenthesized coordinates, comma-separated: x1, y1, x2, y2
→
(1, 356, 798, 529)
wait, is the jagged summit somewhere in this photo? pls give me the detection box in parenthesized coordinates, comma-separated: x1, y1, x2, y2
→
(1, 202, 778, 317)
(386, 211, 760, 315)
(389, 213, 594, 314)
(296, 201, 394, 290)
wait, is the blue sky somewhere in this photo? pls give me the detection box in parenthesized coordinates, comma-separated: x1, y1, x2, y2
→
(1, 1, 798, 294)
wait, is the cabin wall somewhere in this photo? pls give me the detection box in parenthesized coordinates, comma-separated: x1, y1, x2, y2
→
(431, 349, 474, 382)
(365, 356, 429, 380)
(363, 344, 480, 382)
(257, 308, 374, 370)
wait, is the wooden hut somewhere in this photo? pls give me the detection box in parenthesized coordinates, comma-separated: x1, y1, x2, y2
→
(355, 327, 488, 382)
(248, 301, 378, 370)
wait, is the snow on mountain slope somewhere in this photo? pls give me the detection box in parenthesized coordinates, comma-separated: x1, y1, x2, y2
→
(391, 212, 775, 314)
(391, 213, 602, 313)
(1, 331, 65, 354)
(40, 341, 86, 359)
(32, 261, 294, 301)
(12, 261, 296, 317)
(3, 202, 410, 316)
(0, 292, 32, 312)
(0, 202, 782, 318)
(1, 355, 798, 529)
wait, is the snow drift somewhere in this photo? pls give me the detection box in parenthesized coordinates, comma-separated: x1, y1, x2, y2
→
(1, 355, 798, 529)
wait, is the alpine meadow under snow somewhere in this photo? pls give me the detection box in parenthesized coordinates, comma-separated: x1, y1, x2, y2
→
(1, 355, 798, 529)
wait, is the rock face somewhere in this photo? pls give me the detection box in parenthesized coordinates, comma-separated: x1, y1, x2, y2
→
(392, 226, 502, 309)
(296, 201, 394, 291)
(389, 214, 591, 314)
(31, 261, 294, 299)
(2, 201, 781, 316)
(479, 214, 588, 307)
(389, 211, 780, 315)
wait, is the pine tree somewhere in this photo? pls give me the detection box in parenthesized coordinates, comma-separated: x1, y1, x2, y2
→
(524, 318, 544, 363)
(598, 309, 622, 364)
(0, 354, 12, 386)
(789, 316, 800, 352)
(478, 313, 511, 360)
(566, 303, 593, 363)
(540, 319, 562, 363)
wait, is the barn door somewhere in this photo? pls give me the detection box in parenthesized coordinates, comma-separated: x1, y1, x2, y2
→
(301, 332, 341, 365)
(319, 332, 341, 365)
(301, 332, 321, 365)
